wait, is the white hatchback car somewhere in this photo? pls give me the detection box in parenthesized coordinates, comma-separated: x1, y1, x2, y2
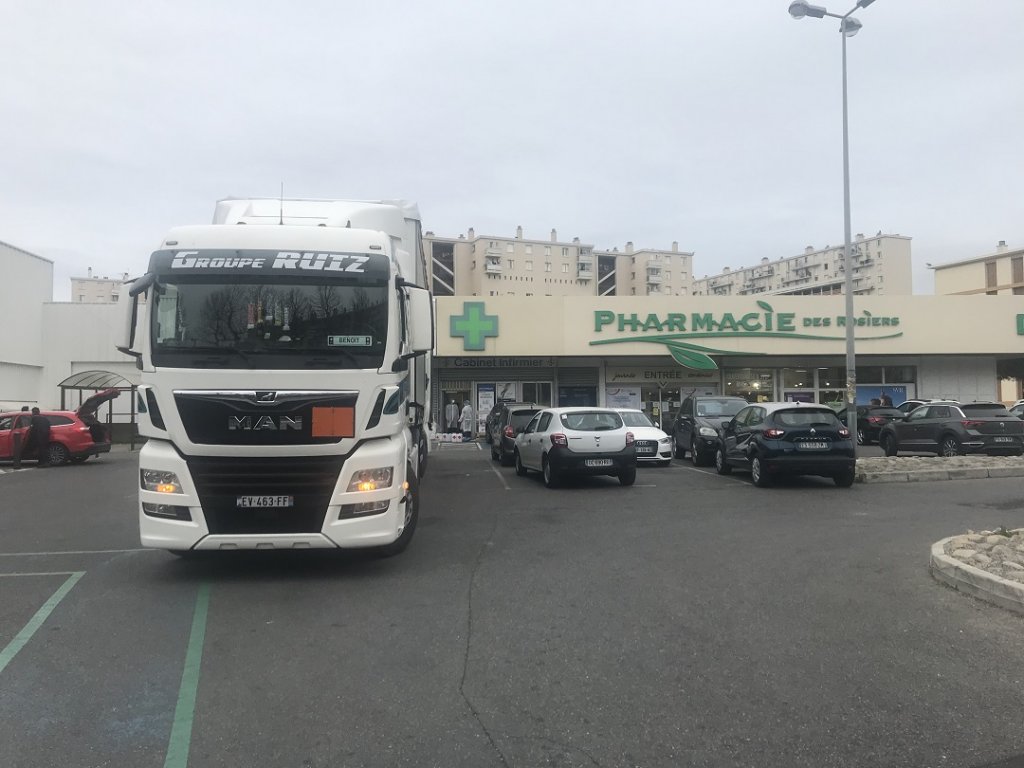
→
(514, 407, 637, 488)
(615, 409, 672, 466)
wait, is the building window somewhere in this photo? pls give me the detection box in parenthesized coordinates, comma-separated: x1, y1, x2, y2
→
(507, 259, 514, 270)
(506, 243, 514, 252)
(561, 264, 568, 273)
(545, 263, 551, 272)
(985, 261, 998, 290)
(544, 246, 551, 257)
(525, 244, 533, 255)
(1012, 255, 1023, 284)
(562, 247, 569, 257)
(525, 260, 533, 271)
(489, 241, 497, 248)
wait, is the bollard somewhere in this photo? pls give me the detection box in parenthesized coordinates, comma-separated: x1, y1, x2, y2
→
(12, 432, 22, 469)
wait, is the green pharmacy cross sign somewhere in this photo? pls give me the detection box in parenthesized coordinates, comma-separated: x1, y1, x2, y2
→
(451, 301, 499, 351)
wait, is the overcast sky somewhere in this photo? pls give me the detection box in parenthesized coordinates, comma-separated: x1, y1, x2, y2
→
(3, 0, 1022, 300)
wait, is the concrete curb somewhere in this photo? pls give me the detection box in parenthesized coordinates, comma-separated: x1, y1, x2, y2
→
(930, 537, 1024, 615)
(858, 463, 1024, 484)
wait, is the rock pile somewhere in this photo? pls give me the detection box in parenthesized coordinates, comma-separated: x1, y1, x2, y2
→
(944, 529, 1024, 583)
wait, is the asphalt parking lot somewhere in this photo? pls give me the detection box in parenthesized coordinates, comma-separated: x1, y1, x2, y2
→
(3, 444, 1024, 768)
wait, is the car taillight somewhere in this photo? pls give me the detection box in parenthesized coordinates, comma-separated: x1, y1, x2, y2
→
(961, 420, 985, 429)
(550, 433, 568, 447)
(504, 426, 515, 439)
(763, 428, 785, 439)
(626, 431, 635, 445)
(838, 427, 850, 438)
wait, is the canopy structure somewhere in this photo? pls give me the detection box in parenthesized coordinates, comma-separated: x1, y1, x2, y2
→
(57, 370, 138, 450)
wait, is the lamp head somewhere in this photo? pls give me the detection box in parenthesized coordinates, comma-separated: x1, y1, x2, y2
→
(841, 16, 863, 36)
(788, 0, 828, 18)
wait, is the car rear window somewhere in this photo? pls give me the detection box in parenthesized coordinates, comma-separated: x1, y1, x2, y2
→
(961, 404, 1011, 417)
(559, 411, 623, 431)
(46, 415, 74, 426)
(619, 411, 654, 428)
(773, 409, 842, 427)
(509, 410, 541, 430)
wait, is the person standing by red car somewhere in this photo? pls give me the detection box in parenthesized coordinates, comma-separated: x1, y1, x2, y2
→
(26, 407, 51, 467)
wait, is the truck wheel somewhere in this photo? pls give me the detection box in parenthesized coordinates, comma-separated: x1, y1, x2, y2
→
(374, 464, 419, 557)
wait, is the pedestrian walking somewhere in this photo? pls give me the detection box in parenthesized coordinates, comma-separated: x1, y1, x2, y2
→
(458, 400, 475, 441)
(444, 399, 460, 434)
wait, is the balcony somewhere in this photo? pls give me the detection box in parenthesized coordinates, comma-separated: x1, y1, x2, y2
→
(577, 265, 593, 280)
(646, 269, 662, 284)
(485, 260, 503, 274)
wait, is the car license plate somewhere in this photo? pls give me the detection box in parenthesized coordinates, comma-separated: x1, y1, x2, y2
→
(585, 458, 614, 467)
(798, 441, 828, 450)
(993, 437, 1014, 443)
(236, 495, 294, 508)
(637, 446, 656, 454)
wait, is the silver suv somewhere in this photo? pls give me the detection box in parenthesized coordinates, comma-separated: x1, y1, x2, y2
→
(513, 407, 637, 488)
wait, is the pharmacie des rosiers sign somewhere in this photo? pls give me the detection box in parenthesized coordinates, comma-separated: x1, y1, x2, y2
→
(588, 300, 902, 371)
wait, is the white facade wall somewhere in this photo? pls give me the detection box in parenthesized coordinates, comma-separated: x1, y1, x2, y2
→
(916, 357, 999, 403)
(39, 302, 139, 414)
(0, 240, 52, 409)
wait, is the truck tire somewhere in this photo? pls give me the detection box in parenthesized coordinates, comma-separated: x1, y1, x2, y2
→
(374, 463, 419, 557)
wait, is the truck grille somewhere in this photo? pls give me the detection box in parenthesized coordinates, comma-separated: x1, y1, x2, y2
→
(187, 455, 344, 534)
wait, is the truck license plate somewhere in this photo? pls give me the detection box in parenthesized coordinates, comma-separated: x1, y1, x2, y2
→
(236, 495, 294, 508)
(585, 459, 614, 467)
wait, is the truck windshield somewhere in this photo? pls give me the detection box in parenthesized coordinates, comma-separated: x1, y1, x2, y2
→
(151, 279, 389, 369)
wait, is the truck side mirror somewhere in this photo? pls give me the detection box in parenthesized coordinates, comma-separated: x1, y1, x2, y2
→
(405, 286, 434, 354)
(117, 289, 142, 360)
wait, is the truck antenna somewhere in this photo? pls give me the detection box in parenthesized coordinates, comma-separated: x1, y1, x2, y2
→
(279, 182, 284, 225)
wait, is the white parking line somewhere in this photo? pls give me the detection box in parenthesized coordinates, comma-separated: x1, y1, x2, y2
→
(0, 548, 150, 558)
(488, 464, 511, 490)
(0, 571, 82, 577)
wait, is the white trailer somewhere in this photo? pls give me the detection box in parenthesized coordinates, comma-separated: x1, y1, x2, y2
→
(118, 198, 433, 556)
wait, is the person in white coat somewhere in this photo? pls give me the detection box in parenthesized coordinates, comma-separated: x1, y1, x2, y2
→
(458, 400, 475, 441)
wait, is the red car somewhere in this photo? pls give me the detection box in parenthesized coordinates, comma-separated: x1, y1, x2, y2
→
(0, 389, 119, 466)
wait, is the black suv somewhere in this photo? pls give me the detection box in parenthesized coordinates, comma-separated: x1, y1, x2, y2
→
(671, 395, 749, 466)
(878, 402, 1024, 457)
(716, 402, 856, 488)
(489, 403, 541, 465)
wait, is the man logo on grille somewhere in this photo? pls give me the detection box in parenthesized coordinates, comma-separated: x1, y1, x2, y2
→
(255, 391, 277, 403)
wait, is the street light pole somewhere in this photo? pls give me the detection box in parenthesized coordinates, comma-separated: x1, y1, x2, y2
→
(788, 0, 876, 457)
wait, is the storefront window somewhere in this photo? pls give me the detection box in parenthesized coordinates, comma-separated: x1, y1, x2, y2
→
(641, 385, 681, 431)
(884, 366, 916, 384)
(522, 382, 552, 406)
(858, 366, 883, 383)
(724, 368, 775, 402)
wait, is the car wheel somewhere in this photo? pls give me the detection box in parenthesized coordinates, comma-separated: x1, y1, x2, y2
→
(47, 443, 69, 466)
(751, 455, 772, 488)
(490, 443, 500, 461)
(373, 463, 419, 557)
(882, 434, 898, 457)
(715, 447, 732, 475)
(514, 450, 528, 476)
(834, 467, 856, 488)
(939, 435, 961, 457)
(619, 466, 637, 486)
(856, 428, 866, 446)
(542, 457, 559, 489)
(499, 449, 513, 467)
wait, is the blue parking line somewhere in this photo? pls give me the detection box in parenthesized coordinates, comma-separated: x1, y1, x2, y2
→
(164, 583, 211, 768)
(0, 571, 85, 675)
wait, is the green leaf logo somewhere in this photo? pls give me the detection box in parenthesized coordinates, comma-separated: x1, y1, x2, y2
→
(756, 300, 773, 312)
(665, 342, 718, 370)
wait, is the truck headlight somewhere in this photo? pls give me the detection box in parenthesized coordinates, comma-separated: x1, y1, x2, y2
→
(141, 470, 182, 494)
(699, 426, 718, 437)
(347, 467, 394, 492)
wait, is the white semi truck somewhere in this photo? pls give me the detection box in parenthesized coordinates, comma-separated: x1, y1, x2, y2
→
(118, 198, 433, 556)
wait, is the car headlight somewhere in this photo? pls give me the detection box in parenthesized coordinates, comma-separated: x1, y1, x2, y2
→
(699, 426, 718, 437)
(347, 467, 394, 492)
(141, 469, 182, 494)
(659, 437, 672, 445)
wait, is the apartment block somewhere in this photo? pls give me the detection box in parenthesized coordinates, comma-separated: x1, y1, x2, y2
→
(70, 268, 131, 303)
(423, 227, 693, 298)
(692, 233, 912, 297)
(931, 240, 1024, 296)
